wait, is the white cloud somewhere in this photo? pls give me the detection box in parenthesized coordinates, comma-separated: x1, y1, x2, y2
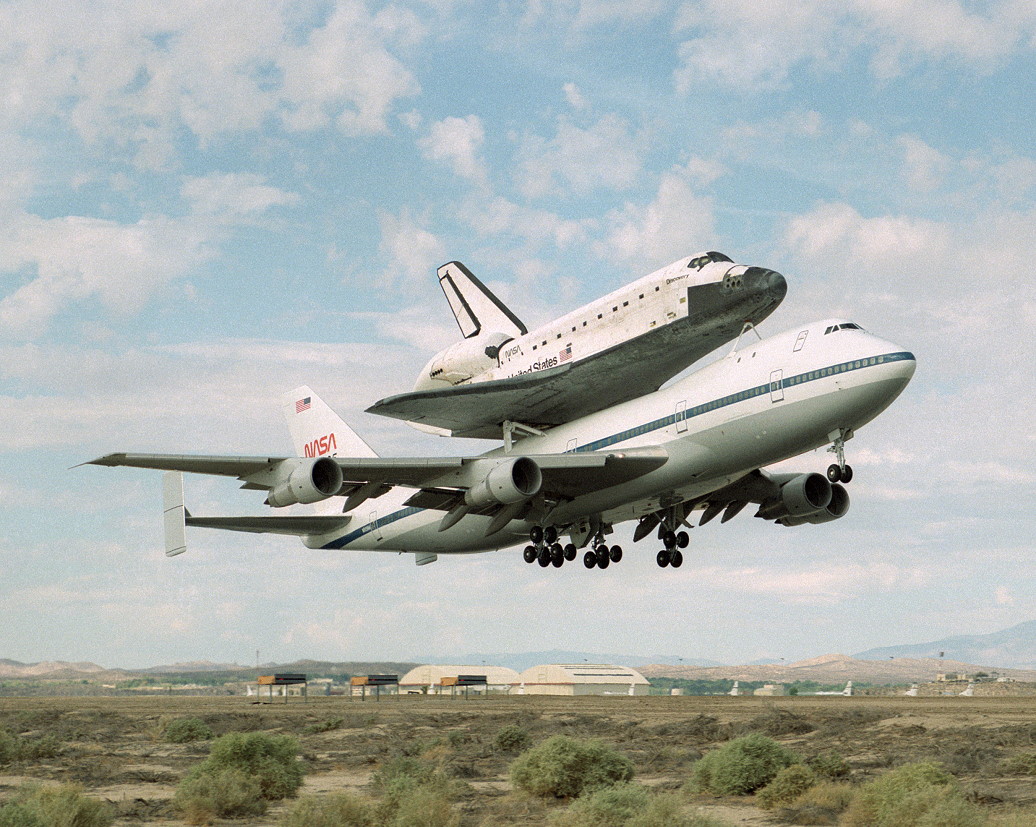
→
(418, 115, 488, 183)
(373, 209, 446, 289)
(598, 163, 717, 266)
(181, 174, 299, 216)
(516, 114, 642, 198)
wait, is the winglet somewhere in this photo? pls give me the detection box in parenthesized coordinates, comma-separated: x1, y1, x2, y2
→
(162, 471, 188, 557)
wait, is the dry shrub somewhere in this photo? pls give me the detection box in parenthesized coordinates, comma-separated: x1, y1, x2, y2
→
(997, 751, 1036, 775)
(495, 723, 531, 754)
(280, 792, 376, 826)
(739, 708, 815, 737)
(987, 805, 1036, 826)
(805, 751, 850, 780)
(547, 783, 649, 826)
(756, 764, 817, 810)
(510, 736, 634, 800)
(174, 767, 265, 824)
(164, 717, 213, 743)
(0, 783, 112, 827)
(773, 780, 855, 825)
(627, 794, 732, 827)
(841, 761, 984, 827)
(690, 733, 799, 796)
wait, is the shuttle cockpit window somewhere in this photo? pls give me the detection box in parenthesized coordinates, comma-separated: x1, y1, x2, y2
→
(688, 251, 734, 270)
(824, 322, 865, 335)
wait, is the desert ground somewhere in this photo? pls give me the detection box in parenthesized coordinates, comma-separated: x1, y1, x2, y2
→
(2, 693, 1035, 825)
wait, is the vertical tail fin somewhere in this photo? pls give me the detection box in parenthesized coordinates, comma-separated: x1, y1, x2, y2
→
(437, 261, 527, 339)
(281, 386, 379, 459)
(281, 387, 378, 516)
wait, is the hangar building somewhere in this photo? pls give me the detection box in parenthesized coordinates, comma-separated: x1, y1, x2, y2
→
(399, 664, 520, 695)
(516, 664, 650, 696)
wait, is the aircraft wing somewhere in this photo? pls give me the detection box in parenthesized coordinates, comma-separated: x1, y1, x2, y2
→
(184, 515, 352, 536)
(87, 448, 668, 502)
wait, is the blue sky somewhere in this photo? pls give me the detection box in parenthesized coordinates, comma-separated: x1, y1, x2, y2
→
(2, 0, 1034, 669)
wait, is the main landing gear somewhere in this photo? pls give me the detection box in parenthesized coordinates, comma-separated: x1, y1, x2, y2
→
(826, 428, 855, 484)
(522, 525, 578, 569)
(656, 527, 689, 568)
(522, 526, 621, 571)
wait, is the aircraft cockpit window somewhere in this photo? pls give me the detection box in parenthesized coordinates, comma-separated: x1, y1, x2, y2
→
(824, 322, 865, 335)
(688, 251, 734, 270)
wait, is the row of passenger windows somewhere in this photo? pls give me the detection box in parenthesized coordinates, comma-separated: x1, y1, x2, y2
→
(530, 285, 664, 350)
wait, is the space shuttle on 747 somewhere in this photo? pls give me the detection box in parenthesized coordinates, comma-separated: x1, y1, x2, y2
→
(366, 252, 787, 439)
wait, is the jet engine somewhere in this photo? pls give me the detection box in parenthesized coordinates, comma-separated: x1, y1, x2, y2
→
(755, 472, 832, 521)
(265, 457, 344, 508)
(416, 332, 514, 390)
(464, 456, 542, 508)
(777, 484, 850, 526)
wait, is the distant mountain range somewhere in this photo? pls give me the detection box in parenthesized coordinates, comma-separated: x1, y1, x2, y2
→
(853, 620, 1036, 670)
(413, 650, 722, 673)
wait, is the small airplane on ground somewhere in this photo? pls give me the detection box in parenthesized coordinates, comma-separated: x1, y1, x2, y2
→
(367, 252, 787, 438)
(89, 316, 915, 570)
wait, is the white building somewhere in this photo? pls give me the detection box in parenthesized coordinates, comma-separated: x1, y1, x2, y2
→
(515, 664, 650, 696)
(399, 664, 520, 695)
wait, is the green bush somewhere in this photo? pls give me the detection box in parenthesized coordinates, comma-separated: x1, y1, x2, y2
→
(690, 733, 800, 796)
(164, 717, 213, 743)
(385, 785, 458, 827)
(628, 794, 733, 827)
(841, 761, 984, 827)
(174, 767, 266, 823)
(202, 731, 304, 799)
(495, 723, 532, 753)
(281, 792, 375, 826)
(806, 751, 851, 779)
(174, 731, 304, 822)
(0, 783, 112, 827)
(756, 763, 817, 809)
(774, 780, 855, 824)
(302, 716, 345, 735)
(369, 754, 459, 825)
(0, 730, 62, 765)
(510, 735, 634, 799)
(548, 783, 649, 826)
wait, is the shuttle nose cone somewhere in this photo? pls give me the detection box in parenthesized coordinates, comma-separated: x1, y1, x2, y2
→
(742, 266, 787, 306)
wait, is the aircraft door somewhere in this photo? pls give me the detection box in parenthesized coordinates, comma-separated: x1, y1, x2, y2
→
(676, 400, 688, 433)
(368, 510, 384, 541)
(769, 370, 784, 403)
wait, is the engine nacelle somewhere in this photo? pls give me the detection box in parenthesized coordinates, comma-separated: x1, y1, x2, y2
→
(464, 457, 542, 508)
(778, 484, 850, 526)
(266, 457, 344, 508)
(756, 472, 832, 521)
(415, 331, 514, 390)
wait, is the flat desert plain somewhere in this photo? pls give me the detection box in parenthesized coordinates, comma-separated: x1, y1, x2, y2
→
(2, 694, 1035, 825)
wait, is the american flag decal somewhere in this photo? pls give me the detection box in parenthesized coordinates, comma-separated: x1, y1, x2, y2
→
(559, 345, 572, 363)
(295, 397, 311, 413)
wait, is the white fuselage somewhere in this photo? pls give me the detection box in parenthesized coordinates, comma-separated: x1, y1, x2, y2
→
(310, 319, 915, 553)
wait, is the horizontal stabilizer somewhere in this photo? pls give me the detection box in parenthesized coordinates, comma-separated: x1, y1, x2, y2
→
(185, 515, 352, 537)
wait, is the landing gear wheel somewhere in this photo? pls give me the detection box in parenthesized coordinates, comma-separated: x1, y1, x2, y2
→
(523, 546, 537, 564)
(563, 543, 577, 561)
(670, 550, 684, 568)
(597, 553, 610, 569)
(657, 549, 671, 568)
(544, 526, 558, 545)
(530, 526, 543, 544)
(676, 531, 689, 549)
(537, 549, 550, 567)
(595, 545, 610, 567)
(609, 545, 623, 563)
(662, 529, 677, 548)
(550, 544, 563, 566)
(841, 464, 853, 483)
(583, 551, 597, 568)
(827, 463, 842, 483)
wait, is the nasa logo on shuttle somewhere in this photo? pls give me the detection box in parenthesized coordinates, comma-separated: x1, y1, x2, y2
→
(303, 433, 337, 457)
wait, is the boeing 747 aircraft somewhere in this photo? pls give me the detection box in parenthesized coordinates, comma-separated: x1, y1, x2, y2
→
(367, 252, 786, 438)
(89, 318, 914, 571)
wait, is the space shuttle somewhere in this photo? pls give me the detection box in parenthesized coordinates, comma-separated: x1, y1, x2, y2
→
(367, 252, 787, 439)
